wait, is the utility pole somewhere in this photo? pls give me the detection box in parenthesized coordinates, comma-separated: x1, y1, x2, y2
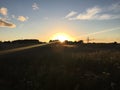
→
(86, 37, 94, 43)
(87, 37, 90, 43)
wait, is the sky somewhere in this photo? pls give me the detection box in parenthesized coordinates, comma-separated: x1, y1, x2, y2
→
(0, 0, 120, 42)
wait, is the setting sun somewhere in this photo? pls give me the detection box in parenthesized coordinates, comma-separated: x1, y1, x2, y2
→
(51, 33, 74, 42)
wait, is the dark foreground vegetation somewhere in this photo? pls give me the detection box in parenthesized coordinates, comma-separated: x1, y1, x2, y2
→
(0, 39, 44, 51)
(0, 42, 120, 90)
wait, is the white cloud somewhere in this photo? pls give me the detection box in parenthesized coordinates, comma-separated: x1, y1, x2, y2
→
(17, 16, 28, 22)
(0, 7, 8, 16)
(0, 19, 16, 28)
(32, 3, 39, 10)
(98, 14, 111, 20)
(66, 5, 120, 21)
(65, 11, 77, 18)
(76, 7, 101, 20)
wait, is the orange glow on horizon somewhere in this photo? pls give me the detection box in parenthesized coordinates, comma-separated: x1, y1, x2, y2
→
(51, 33, 74, 42)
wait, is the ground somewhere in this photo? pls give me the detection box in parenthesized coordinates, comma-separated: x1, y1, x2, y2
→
(0, 43, 120, 90)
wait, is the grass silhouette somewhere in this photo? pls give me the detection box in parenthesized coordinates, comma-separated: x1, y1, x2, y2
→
(0, 43, 120, 90)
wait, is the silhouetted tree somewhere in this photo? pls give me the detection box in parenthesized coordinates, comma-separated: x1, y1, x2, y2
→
(78, 40, 84, 44)
(12, 39, 40, 44)
(3, 41, 11, 44)
(113, 41, 117, 44)
(49, 40, 60, 43)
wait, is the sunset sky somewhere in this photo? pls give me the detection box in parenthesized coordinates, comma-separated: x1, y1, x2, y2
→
(0, 0, 120, 42)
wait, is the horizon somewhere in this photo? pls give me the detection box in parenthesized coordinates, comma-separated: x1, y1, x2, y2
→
(0, 38, 119, 44)
(0, 0, 120, 43)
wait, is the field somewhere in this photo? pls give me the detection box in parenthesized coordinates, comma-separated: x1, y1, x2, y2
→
(0, 43, 120, 90)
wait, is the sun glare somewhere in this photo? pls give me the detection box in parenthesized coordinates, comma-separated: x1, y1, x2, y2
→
(52, 33, 74, 42)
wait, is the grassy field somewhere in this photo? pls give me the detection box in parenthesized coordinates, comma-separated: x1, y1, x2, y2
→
(0, 43, 120, 90)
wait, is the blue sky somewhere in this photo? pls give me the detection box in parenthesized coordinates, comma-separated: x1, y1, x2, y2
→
(0, 0, 120, 42)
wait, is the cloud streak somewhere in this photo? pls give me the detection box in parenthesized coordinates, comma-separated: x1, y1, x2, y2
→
(78, 27, 120, 38)
(0, 19, 16, 28)
(65, 11, 77, 18)
(66, 3, 120, 20)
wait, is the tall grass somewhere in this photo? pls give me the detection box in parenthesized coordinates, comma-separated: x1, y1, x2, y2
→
(0, 43, 120, 90)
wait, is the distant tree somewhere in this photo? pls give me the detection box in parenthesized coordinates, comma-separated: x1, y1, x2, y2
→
(64, 40, 69, 44)
(49, 40, 52, 43)
(78, 40, 84, 44)
(49, 40, 60, 43)
(74, 41, 77, 44)
(113, 41, 117, 44)
(12, 39, 40, 44)
(3, 41, 11, 44)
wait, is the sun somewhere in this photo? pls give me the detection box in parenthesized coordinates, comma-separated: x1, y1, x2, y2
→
(51, 33, 74, 42)
(55, 34, 67, 42)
